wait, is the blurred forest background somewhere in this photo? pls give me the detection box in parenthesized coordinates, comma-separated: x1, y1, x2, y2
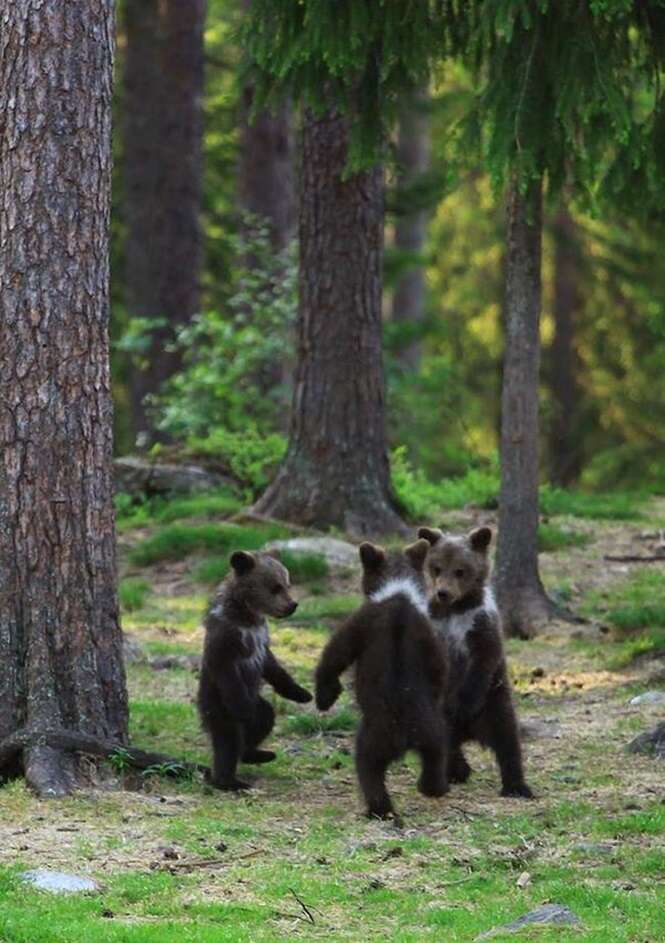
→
(110, 0, 665, 502)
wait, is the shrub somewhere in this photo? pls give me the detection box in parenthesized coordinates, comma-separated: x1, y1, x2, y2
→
(119, 578, 151, 612)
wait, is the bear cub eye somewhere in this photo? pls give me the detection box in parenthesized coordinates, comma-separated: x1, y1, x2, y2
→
(454, 568, 465, 579)
(271, 584, 283, 595)
(431, 565, 441, 576)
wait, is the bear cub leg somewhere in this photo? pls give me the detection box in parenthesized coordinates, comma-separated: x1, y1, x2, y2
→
(448, 746, 472, 784)
(209, 721, 250, 791)
(242, 696, 277, 765)
(356, 723, 396, 821)
(417, 745, 449, 798)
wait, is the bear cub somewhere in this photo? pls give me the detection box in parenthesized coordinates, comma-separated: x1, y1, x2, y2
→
(315, 539, 449, 821)
(418, 525, 533, 799)
(198, 549, 312, 791)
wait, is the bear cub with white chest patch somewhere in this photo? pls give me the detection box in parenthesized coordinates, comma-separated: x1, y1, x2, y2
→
(198, 550, 312, 791)
(315, 540, 449, 821)
(418, 526, 533, 799)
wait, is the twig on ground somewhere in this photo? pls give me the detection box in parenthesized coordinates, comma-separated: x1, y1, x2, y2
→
(604, 554, 665, 563)
(289, 888, 316, 925)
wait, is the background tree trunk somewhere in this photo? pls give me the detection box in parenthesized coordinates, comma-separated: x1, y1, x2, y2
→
(548, 206, 583, 486)
(0, 1, 128, 795)
(494, 177, 555, 637)
(124, 0, 206, 443)
(254, 109, 404, 536)
(238, 0, 294, 252)
(391, 93, 431, 370)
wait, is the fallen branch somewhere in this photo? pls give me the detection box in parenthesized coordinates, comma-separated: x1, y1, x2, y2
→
(0, 727, 210, 780)
(289, 888, 316, 925)
(606, 553, 665, 563)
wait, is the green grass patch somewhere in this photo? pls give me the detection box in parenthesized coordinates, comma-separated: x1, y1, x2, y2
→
(538, 522, 592, 553)
(119, 577, 151, 612)
(115, 488, 243, 533)
(582, 569, 665, 667)
(128, 521, 290, 567)
(539, 485, 645, 520)
(290, 593, 361, 626)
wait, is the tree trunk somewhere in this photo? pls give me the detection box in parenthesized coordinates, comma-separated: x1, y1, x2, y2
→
(124, 0, 206, 443)
(254, 110, 404, 536)
(391, 93, 431, 370)
(238, 0, 294, 252)
(548, 206, 583, 486)
(0, 1, 128, 795)
(494, 177, 555, 637)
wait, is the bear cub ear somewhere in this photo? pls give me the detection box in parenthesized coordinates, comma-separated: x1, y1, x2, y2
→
(230, 550, 256, 575)
(469, 526, 492, 554)
(404, 538, 430, 570)
(417, 526, 443, 546)
(264, 548, 281, 562)
(359, 542, 386, 571)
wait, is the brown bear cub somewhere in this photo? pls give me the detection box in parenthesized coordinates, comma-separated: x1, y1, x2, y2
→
(315, 540, 449, 821)
(418, 526, 533, 798)
(197, 550, 312, 791)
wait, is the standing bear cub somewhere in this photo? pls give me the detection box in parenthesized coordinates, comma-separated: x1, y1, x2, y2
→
(315, 540, 449, 821)
(198, 550, 312, 791)
(418, 526, 533, 799)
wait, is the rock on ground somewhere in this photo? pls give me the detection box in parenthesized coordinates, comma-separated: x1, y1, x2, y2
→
(476, 904, 582, 939)
(264, 537, 359, 570)
(627, 722, 665, 760)
(629, 691, 665, 706)
(520, 717, 562, 740)
(20, 870, 99, 894)
(114, 457, 232, 498)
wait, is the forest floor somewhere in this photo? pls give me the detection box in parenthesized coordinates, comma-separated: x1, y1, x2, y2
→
(0, 494, 664, 942)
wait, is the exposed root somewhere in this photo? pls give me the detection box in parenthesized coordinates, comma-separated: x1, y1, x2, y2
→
(0, 727, 210, 794)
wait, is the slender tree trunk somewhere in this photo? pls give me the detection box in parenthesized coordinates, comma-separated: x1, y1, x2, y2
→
(254, 110, 404, 536)
(0, 1, 128, 795)
(391, 93, 431, 370)
(548, 206, 583, 486)
(494, 177, 555, 637)
(238, 0, 294, 252)
(124, 0, 206, 443)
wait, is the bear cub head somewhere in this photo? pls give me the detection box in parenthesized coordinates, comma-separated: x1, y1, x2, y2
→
(229, 549, 298, 619)
(358, 538, 430, 599)
(417, 526, 492, 617)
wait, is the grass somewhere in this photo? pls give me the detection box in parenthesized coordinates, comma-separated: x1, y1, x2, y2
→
(581, 569, 665, 667)
(128, 521, 290, 567)
(119, 577, 151, 612)
(538, 522, 592, 553)
(115, 488, 243, 533)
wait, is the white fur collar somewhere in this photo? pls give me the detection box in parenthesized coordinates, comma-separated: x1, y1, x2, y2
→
(432, 586, 497, 653)
(370, 578, 429, 617)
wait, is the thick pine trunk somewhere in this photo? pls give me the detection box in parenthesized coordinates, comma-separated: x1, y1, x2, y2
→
(548, 206, 583, 486)
(254, 110, 404, 536)
(0, 1, 128, 795)
(391, 94, 431, 370)
(494, 177, 555, 638)
(124, 0, 206, 442)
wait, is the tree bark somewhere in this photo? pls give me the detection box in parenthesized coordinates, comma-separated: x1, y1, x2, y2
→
(124, 0, 206, 442)
(548, 206, 583, 486)
(253, 110, 404, 536)
(0, 1, 128, 795)
(391, 93, 431, 370)
(494, 177, 555, 638)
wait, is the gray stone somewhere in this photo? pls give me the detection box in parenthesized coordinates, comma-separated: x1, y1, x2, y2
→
(627, 722, 665, 760)
(123, 633, 146, 665)
(629, 691, 665, 706)
(520, 717, 562, 740)
(476, 904, 582, 939)
(264, 537, 359, 570)
(21, 869, 100, 895)
(149, 654, 201, 672)
(571, 841, 615, 856)
(114, 457, 231, 498)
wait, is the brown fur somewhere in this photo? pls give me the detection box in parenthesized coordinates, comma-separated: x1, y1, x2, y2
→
(197, 550, 312, 790)
(418, 526, 533, 798)
(315, 540, 450, 821)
